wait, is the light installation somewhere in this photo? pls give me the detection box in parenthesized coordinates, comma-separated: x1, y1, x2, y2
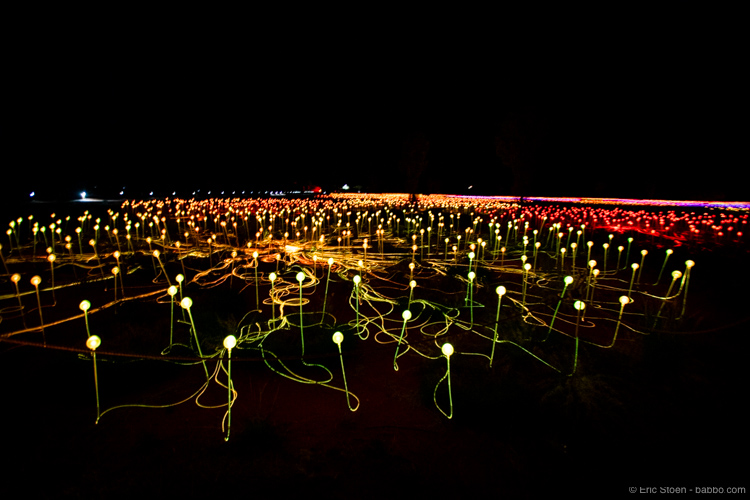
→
(0, 192, 747, 439)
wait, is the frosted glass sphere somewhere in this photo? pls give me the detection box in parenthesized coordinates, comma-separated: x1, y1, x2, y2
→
(86, 335, 101, 351)
(442, 343, 454, 357)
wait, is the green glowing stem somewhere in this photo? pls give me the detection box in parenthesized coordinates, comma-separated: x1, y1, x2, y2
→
(434, 356, 453, 419)
(254, 263, 260, 311)
(490, 296, 503, 367)
(678, 267, 692, 319)
(322, 265, 331, 316)
(337, 343, 355, 411)
(225, 349, 232, 441)
(393, 317, 408, 371)
(546, 283, 569, 340)
(35, 286, 45, 347)
(654, 252, 671, 285)
(627, 267, 637, 300)
(571, 308, 581, 376)
(92, 351, 100, 424)
(299, 284, 305, 356)
(609, 303, 627, 348)
(653, 277, 678, 327)
(637, 254, 646, 284)
(354, 285, 362, 339)
(84, 310, 91, 339)
(624, 240, 633, 270)
(186, 308, 209, 380)
(169, 296, 174, 347)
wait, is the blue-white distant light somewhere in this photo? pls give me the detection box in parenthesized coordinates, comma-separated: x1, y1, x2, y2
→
(30, 192, 35, 198)
(81, 191, 87, 199)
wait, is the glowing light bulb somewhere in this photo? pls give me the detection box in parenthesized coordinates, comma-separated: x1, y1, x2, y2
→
(269, 272, 277, 282)
(31, 275, 41, 286)
(353, 275, 361, 285)
(296, 272, 305, 283)
(496, 285, 506, 296)
(11, 273, 21, 283)
(168, 286, 177, 296)
(685, 260, 695, 268)
(176, 274, 184, 283)
(223, 335, 237, 350)
(402, 310, 412, 320)
(86, 335, 101, 351)
(332, 331, 344, 345)
(328, 257, 334, 266)
(442, 343, 454, 357)
(180, 297, 193, 309)
(619, 295, 630, 305)
(671, 270, 682, 279)
(468, 271, 475, 281)
(410, 280, 416, 288)
(564, 275, 574, 285)
(574, 300, 586, 311)
(80, 300, 91, 312)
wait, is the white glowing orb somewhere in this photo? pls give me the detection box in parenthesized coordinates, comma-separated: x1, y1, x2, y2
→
(332, 331, 344, 345)
(442, 343, 454, 357)
(79, 300, 91, 312)
(402, 310, 412, 320)
(86, 335, 101, 351)
(223, 335, 237, 350)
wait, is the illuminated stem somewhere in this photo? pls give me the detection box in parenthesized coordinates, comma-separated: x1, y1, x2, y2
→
(336, 342, 356, 411)
(92, 352, 100, 424)
(546, 281, 570, 340)
(434, 352, 453, 419)
(322, 264, 332, 316)
(393, 312, 410, 371)
(186, 308, 209, 380)
(571, 308, 582, 376)
(225, 348, 233, 441)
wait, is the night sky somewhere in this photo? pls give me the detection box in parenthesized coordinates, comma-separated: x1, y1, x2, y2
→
(6, 29, 744, 204)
